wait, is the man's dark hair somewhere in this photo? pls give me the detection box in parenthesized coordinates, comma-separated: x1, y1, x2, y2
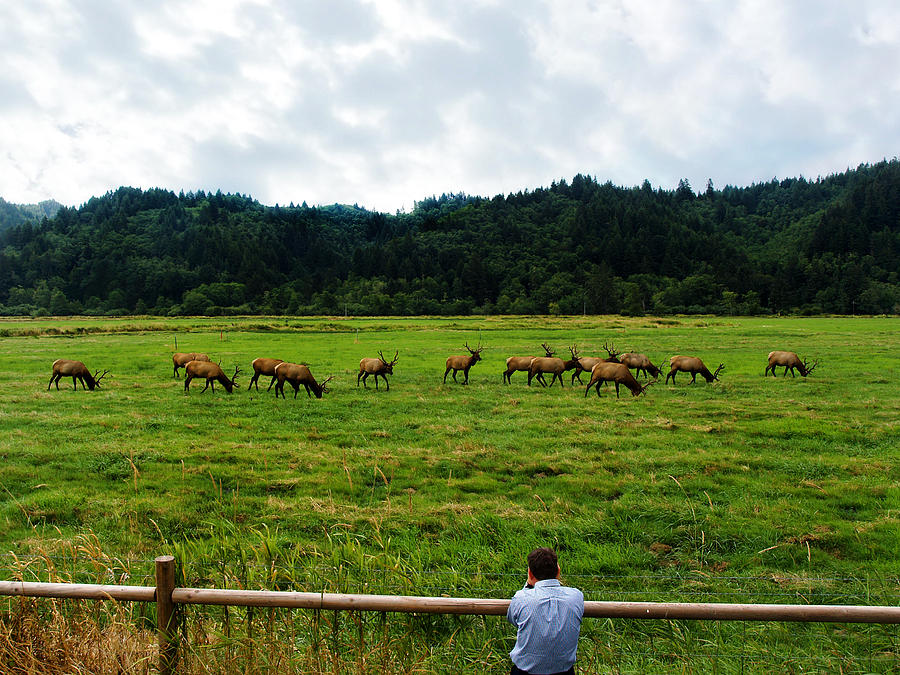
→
(527, 547, 558, 581)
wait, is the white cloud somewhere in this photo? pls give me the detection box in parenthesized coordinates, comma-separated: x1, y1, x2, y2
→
(1, 0, 898, 210)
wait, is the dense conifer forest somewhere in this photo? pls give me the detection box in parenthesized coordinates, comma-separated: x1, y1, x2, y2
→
(1, 160, 898, 316)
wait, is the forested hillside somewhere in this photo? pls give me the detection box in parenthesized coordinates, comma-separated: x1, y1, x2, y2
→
(0, 198, 62, 233)
(1, 161, 898, 316)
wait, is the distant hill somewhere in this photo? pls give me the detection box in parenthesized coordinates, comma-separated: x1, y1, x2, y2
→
(0, 197, 63, 231)
(0, 161, 898, 316)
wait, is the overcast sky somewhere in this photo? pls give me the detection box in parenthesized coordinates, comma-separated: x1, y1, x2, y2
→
(2, 1, 899, 212)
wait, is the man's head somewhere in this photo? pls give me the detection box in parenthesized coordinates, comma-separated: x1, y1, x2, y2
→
(527, 547, 559, 581)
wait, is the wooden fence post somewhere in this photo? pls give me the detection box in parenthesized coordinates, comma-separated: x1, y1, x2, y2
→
(156, 555, 178, 675)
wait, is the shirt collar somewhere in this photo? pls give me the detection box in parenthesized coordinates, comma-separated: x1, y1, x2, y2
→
(533, 578, 561, 588)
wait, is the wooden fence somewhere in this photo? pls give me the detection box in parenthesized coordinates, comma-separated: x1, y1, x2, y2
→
(0, 555, 898, 674)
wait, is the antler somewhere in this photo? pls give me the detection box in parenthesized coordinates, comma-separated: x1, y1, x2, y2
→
(603, 342, 619, 358)
(231, 365, 242, 383)
(320, 375, 336, 392)
(804, 358, 819, 375)
(465, 341, 484, 355)
(568, 344, 580, 361)
(640, 381, 656, 396)
(379, 350, 400, 366)
(713, 363, 725, 380)
(541, 343, 555, 357)
(93, 370, 110, 386)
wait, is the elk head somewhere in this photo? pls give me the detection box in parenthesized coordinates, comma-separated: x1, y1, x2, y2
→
(379, 350, 399, 373)
(603, 342, 620, 362)
(541, 343, 555, 357)
(465, 341, 484, 363)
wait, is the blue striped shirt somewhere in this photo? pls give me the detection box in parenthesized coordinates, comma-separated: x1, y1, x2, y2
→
(507, 578, 584, 673)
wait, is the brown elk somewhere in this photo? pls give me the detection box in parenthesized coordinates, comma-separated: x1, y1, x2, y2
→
(503, 344, 554, 384)
(665, 356, 724, 384)
(570, 342, 620, 384)
(247, 358, 284, 391)
(274, 362, 334, 399)
(584, 362, 654, 398)
(184, 361, 240, 393)
(528, 345, 581, 388)
(765, 351, 819, 377)
(48, 359, 108, 391)
(358, 350, 399, 390)
(618, 352, 662, 379)
(173, 352, 210, 377)
(443, 342, 484, 384)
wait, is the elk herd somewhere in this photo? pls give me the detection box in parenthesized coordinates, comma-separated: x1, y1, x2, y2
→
(46, 345, 820, 401)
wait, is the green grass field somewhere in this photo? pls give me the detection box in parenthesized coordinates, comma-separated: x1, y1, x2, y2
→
(0, 315, 898, 672)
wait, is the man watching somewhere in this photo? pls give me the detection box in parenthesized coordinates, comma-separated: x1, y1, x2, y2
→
(507, 547, 584, 675)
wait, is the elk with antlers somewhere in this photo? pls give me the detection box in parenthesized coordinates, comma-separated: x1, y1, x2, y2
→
(584, 362, 654, 398)
(48, 359, 108, 391)
(443, 342, 483, 384)
(618, 352, 662, 379)
(358, 351, 399, 390)
(569, 342, 620, 384)
(528, 344, 581, 388)
(665, 356, 724, 384)
(184, 361, 240, 393)
(247, 358, 284, 391)
(502, 344, 554, 384)
(765, 351, 819, 377)
(274, 362, 334, 399)
(173, 352, 210, 377)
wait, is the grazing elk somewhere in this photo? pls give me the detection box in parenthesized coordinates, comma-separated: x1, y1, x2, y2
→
(619, 352, 662, 379)
(584, 362, 654, 398)
(570, 342, 621, 384)
(503, 344, 554, 384)
(443, 342, 484, 384)
(247, 358, 284, 391)
(665, 356, 724, 385)
(528, 345, 581, 388)
(184, 361, 240, 394)
(358, 351, 399, 390)
(173, 352, 210, 377)
(765, 351, 819, 377)
(48, 359, 108, 391)
(274, 362, 334, 399)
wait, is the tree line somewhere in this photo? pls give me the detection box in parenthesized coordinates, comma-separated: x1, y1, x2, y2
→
(1, 160, 898, 316)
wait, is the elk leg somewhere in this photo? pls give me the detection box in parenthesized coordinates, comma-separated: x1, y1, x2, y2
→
(462, 368, 470, 384)
(382, 374, 389, 391)
(452, 370, 458, 383)
(304, 384, 312, 398)
(615, 382, 620, 399)
(267, 376, 277, 391)
(374, 374, 379, 390)
(690, 373, 697, 384)
(184, 375, 192, 392)
(200, 379, 211, 393)
(443, 367, 451, 383)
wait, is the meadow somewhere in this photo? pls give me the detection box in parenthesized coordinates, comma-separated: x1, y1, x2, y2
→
(0, 314, 898, 673)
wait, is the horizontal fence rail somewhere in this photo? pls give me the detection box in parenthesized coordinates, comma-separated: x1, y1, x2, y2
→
(1, 555, 899, 674)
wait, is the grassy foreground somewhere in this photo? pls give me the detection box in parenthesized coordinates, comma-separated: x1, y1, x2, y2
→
(0, 315, 898, 672)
